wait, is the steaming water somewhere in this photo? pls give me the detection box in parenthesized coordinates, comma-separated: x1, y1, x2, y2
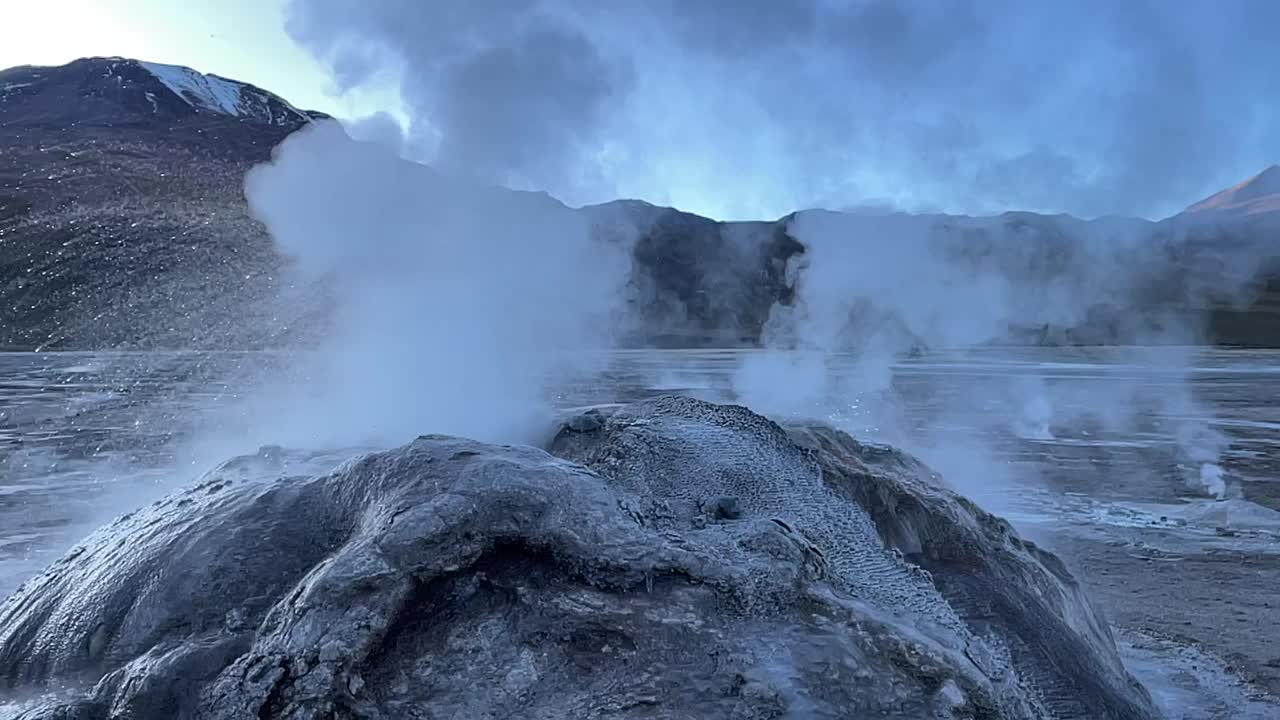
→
(3, 346, 1278, 575)
(2, 347, 1279, 717)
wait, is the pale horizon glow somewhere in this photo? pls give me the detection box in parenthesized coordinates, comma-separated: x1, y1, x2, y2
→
(0, 0, 397, 122)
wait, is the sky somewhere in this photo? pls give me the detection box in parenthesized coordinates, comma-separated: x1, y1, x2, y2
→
(2, 0, 1278, 221)
(0, 0, 396, 120)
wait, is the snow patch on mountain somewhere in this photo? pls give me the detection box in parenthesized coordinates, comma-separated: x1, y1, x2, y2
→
(138, 60, 309, 126)
(140, 61, 242, 115)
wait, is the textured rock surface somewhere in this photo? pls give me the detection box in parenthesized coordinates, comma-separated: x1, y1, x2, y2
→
(551, 397, 1156, 719)
(0, 397, 1155, 718)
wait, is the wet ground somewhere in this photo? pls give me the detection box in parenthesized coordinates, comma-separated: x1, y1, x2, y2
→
(1, 347, 1278, 718)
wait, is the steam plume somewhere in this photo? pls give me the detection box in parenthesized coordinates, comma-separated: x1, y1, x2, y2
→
(285, 0, 1280, 220)
(243, 121, 630, 447)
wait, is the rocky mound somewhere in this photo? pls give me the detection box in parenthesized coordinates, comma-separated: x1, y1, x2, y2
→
(0, 398, 1154, 718)
(551, 397, 1155, 718)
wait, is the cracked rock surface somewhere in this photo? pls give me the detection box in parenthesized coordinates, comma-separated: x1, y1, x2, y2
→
(0, 397, 1155, 718)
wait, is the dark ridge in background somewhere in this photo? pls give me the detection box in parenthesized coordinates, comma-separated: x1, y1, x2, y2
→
(1, 57, 1279, 352)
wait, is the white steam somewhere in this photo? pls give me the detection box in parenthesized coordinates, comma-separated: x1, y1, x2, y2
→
(284, 0, 1280, 220)
(241, 121, 630, 447)
(734, 210, 1144, 419)
(732, 209, 1256, 502)
(265, 1, 1277, 513)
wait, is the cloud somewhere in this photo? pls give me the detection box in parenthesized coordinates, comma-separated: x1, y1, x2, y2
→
(283, 0, 1280, 222)
(286, 0, 632, 198)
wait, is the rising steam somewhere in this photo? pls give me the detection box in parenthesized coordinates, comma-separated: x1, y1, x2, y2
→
(283, 0, 1280, 220)
(240, 1, 1280, 508)
(732, 209, 1261, 500)
(241, 121, 631, 447)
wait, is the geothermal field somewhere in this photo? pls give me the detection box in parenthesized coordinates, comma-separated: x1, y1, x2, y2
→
(3, 2, 1280, 718)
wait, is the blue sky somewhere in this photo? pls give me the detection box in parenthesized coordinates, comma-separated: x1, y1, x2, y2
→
(4, 1, 1277, 221)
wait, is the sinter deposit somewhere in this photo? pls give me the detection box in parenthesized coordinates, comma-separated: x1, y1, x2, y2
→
(0, 397, 1154, 719)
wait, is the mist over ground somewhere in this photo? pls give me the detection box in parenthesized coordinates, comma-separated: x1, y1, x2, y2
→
(4, 7, 1280, 712)
(215, 2, 1280, 507)
(237, 133, 1258, 505)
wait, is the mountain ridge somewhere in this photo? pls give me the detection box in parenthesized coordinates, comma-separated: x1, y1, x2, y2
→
(1185, 164, 1280, 217)
(1, 56, 1279, 350)
(0, 56, 330, 129)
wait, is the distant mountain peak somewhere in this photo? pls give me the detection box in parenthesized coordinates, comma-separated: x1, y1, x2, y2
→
(0, 56, 326, 129)
(1186, 164, 1280, 216)
(135, 60, 312, 127)
(1238, 164, 1280, 197)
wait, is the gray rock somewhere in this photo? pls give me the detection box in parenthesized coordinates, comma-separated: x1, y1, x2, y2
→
(704, 495, 742, 521)
(0, 397, 1155, 718)
(549, 396, 1156, 719)
(564, 408, 606, 433)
